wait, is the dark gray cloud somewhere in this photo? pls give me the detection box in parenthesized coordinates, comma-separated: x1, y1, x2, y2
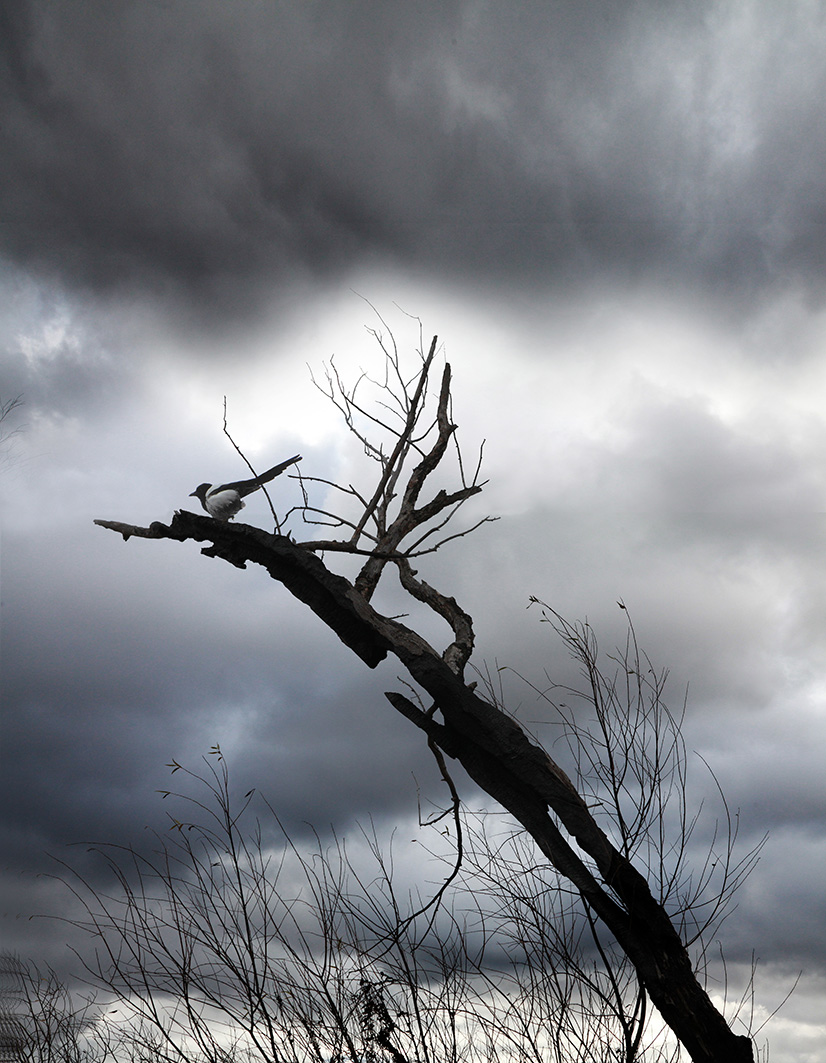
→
(4, 0, 826, 325)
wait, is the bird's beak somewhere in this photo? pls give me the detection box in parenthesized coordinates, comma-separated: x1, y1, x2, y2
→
(189, 491, 197, 497)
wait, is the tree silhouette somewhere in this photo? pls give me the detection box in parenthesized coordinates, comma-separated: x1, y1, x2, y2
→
(95, 322, 759, 1062)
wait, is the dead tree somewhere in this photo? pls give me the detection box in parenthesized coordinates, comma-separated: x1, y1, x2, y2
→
(95, 328, 756, 1063)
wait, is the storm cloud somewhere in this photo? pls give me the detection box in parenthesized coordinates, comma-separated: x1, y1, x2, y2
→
(3, 1, 826, 321)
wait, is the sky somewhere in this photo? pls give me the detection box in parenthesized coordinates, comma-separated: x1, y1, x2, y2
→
(1, 0, 825, 1057)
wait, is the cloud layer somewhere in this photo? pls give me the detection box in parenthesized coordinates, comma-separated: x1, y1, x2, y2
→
(4, 1, 826, 321)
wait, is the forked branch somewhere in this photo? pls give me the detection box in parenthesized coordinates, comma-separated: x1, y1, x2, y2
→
(303, 333, 492, 605)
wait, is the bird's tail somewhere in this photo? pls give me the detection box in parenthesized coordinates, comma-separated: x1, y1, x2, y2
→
(254, 454, 302, 486)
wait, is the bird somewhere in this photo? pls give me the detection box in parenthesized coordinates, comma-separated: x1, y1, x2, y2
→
(189, 455, 302, 520)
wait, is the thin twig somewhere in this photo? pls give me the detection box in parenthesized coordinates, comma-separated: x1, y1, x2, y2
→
(222, 396, 281, 533)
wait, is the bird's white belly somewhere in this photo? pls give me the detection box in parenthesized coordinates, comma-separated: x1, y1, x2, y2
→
(205, 489, 245, 520)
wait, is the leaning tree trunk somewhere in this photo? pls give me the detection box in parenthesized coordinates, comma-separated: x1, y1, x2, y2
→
(95, 512, 755, 1063)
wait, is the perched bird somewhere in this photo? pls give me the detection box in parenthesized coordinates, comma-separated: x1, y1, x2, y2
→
(189, 455, 302, 520)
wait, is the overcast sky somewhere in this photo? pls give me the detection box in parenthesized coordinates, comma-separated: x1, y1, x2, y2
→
(1, 1, 825, 1057)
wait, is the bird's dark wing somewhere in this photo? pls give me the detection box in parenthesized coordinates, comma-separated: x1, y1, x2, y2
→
(218, 455, 302, 497)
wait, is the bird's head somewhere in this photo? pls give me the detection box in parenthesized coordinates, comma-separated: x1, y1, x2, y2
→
(190, 484, 211, 505)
